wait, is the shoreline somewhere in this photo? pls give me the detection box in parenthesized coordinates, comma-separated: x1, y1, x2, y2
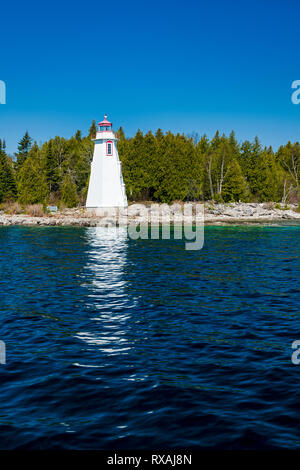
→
(1, 202, 300, 227)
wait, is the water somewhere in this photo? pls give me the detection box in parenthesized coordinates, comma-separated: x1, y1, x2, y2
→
(0, 225, 300, 449)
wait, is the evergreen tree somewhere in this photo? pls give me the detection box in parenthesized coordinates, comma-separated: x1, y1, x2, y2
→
(228, 130, 240, 160)
(61, 173, 78, 207)
(210, 130, 221, 150)
(15, 131, 32, 171)
(239, 137, 262, 198)
(121, 129, 146, 200)
(222, 159, 248, 202)
(197, 134, 209, 154)
(88, 120, 97, 139)
(154, 133, 198, 202)
(17, 143, 48, 204)
(0, 140, 17, 202)
(116, 126, 125, 140)
(73, 137, 93, 194)
(155, 128, 164, 141)
(45, 140, 57, 193)
(75, 130, 82, 141)
(254, 148, 285, 202)
(44, 137, 67, 194)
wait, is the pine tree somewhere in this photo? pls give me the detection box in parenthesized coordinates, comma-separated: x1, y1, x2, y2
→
(210, 130, 221, 150)
(116, 126, 125, 140)
(254, 148, 285, 202)
(239, 137, 262, 198)
(88, 120, 97, 139)
(0, 140, 17, 202)
(155, 128, 164, 141)
(61, 173, 78, 207)
(73, 137, 94, 194)
(45, 139, 64, 194)
(15, 131, 32, 171)
(228, 130, 240, 160)
(121, 129, 145, 200)
(222, 158, 248, 202)
(154, 133, 194, 202)
(17, 143, 48, 204)
(75, 130, 82, 141)
(197, 134, 209, 154)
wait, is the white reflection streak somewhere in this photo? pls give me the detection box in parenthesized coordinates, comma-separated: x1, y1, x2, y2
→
(85, 227, 128, 292)
(75, 227, 132, 362)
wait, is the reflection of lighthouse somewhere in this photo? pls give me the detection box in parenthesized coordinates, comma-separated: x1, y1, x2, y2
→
(75, 227, 133, 361)
(86, 114, 127, 214)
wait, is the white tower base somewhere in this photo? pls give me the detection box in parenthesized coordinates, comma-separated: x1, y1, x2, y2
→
(86, 207, 124, 217)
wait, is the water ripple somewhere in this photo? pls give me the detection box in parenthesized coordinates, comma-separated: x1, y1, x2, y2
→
(0, 225, 300, 449)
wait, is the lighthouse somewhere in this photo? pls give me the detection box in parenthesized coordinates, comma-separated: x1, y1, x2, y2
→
(86, 114, 127, 214)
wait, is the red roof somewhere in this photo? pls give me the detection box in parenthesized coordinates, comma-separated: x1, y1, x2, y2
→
(98, 114, 112, 127)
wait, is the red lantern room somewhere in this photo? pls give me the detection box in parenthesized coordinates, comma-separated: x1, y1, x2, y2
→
(98, 114, 112, 132)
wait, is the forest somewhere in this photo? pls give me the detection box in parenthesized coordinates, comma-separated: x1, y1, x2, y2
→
(0, 120, 300, 209)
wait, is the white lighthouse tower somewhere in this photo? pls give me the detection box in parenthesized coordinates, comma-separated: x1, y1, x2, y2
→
(86, 114, 127, 214)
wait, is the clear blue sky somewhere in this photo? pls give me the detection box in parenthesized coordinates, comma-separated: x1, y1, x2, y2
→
(1, 0, 300, 154)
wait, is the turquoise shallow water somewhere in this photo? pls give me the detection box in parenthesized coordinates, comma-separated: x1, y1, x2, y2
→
(0, 225, 300, 449)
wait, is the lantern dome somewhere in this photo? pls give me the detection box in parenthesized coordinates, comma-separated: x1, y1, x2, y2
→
(98, 114, 112, 131)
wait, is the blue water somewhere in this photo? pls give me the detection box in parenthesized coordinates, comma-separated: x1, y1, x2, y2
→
(1, 225, 300, 449)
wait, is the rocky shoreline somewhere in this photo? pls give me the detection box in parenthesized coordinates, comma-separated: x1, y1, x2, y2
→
(0, 202, 300, 227)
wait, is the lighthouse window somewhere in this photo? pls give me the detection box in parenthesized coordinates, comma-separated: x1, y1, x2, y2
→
(107, 142, 112, 155)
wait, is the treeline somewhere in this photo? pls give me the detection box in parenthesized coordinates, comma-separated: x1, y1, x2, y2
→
(0, 123, 96, 208)
(119, 129, 300, 204)
(0, 123, 300, 207)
